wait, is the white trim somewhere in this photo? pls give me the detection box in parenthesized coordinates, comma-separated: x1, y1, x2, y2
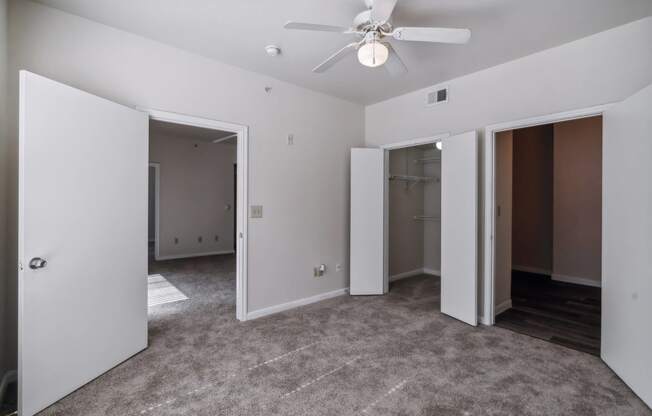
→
(389, 269, 423, 282)
(142, 108, 249, 321)
(512, 265, 551, 276)
(379, 132, 450, 150)
(494, 299, 512, 316)
(148, 162, 161, 261)
(389, 268, 441, 282)
(483, 103, 613, 326)
(0, 370, 17, 403)
(552, 273, 601, 288)
(246, 288, 349, 320)
(155, 250, 235, 261)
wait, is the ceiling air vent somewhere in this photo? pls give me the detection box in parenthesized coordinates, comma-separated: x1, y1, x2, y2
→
(426, 86, 448, 107)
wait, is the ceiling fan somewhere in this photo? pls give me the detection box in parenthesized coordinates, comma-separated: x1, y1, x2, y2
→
(283, 0, 471, 75)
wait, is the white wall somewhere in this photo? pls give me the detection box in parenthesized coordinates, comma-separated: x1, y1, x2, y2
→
(149, 134, 237, 259)
(5, 0, 364, 371)
(366, 16, 652, 318)
(0, 0, 9, 381)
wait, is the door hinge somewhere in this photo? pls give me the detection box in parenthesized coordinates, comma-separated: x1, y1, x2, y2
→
(18, 261, 24, 271)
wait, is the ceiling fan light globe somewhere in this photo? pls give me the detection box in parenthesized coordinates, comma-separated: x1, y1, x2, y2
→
(357, 42, 389, 67)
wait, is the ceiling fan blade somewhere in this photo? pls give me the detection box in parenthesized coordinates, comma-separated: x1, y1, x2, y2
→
(384, 43, 407, 76)
(392, 27, 471, 44)
(313, 42, 359, 73)
(371, 0, 398, 24)
(284, 21, 350, 33)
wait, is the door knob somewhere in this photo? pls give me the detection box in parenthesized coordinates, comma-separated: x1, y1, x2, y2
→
(29, 257, 47, 270)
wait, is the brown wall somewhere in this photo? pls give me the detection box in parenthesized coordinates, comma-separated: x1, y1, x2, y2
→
(494, 131, 513, 307)
(512, 125, 554, 273)
(553, 116, 602, 285)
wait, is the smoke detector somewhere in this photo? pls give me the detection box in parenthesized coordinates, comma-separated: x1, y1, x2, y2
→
(265, 45, 281, 56)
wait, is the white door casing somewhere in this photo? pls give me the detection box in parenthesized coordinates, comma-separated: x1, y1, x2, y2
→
(440, 131, 478, 326)
(18, 71, 148, 415)
(602, 84, 652, 407)
(350, 148, 385, 295)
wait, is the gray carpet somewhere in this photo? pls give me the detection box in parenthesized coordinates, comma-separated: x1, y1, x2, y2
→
(37, 255, 650, 416)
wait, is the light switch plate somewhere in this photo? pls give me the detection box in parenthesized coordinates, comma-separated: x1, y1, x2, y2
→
(250, 205, 263, 218)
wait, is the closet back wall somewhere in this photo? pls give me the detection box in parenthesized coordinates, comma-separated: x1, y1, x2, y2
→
(389, 147, 424, 277)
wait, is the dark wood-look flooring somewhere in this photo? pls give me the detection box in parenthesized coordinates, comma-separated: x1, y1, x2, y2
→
(495, 270, 601, 356)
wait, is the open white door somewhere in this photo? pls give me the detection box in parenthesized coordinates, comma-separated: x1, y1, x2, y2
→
(602, 84, 652, 407)
(350, 148, 385, 295)
(18, 71, 148, 415)
(441, 131, 478, 326)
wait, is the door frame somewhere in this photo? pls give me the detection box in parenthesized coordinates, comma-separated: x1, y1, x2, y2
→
(482, 103, 613, 326)
(148, 162, 160, 258)
(143, 108, 249, 321)
(379, 132, 450, 292)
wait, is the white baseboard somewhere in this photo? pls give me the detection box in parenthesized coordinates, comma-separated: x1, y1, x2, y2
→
(389, 269, 423, 282)
(512, 265, 551, 276)
(0, 370, 17, 402)
(389, 268, 440, 282)
(552, 273, 601, 288)
(155, 250, 235, 261)
(494, 299, 512, 316)
(246, 288, 349, 320)
(423, 268, 440, 276)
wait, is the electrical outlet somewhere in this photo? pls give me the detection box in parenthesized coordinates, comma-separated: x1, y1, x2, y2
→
(174, 237, 179, 245)
(198, 236, 203, 243)
(313, 264, 326, 278)
(287, 134, 294, 145)
(250, 205, 263, 218)
(215, 235, 219, 242)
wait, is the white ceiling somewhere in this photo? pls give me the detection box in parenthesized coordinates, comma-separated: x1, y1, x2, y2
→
(35, 0, 652, 104)
(150, 120, 235, 144)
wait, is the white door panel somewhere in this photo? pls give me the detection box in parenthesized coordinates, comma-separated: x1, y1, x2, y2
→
(19, 71, 148, 415)
(350, 148, 385, 295)
(441, 131, 478, 326)
(602, 84, 652, 407)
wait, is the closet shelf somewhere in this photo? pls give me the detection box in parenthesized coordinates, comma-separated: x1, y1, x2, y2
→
(413, 215, 440, 222)
(389, 174, 436, 183)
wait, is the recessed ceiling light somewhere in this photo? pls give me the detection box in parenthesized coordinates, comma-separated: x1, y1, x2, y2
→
(265, 45, 281, 57)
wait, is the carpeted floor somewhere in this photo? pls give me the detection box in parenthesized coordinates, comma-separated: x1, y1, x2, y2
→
(37, 255, 650, 415)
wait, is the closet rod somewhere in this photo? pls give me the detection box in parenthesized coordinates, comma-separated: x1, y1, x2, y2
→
(413, 215, 440, 221)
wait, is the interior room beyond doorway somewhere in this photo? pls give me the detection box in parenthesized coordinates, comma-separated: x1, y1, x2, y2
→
(147, 119, 239, 318)
(493, 115, 602, 355)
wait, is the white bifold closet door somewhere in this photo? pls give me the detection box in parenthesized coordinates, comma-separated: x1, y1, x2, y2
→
(602, 84, 652, 407)
(350, 148, 385, 295)
(18, 71, 149, 415)
(441, 131, 478, 326)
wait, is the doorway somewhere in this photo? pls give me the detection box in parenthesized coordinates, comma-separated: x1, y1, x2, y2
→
(386, 142, 442, 304)
(350, 131, 479, 326)
(145, 109, 249, 321)
(491, 116, 602, 355)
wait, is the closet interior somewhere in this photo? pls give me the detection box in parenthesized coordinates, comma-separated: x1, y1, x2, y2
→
(388, 142, 442, 299)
